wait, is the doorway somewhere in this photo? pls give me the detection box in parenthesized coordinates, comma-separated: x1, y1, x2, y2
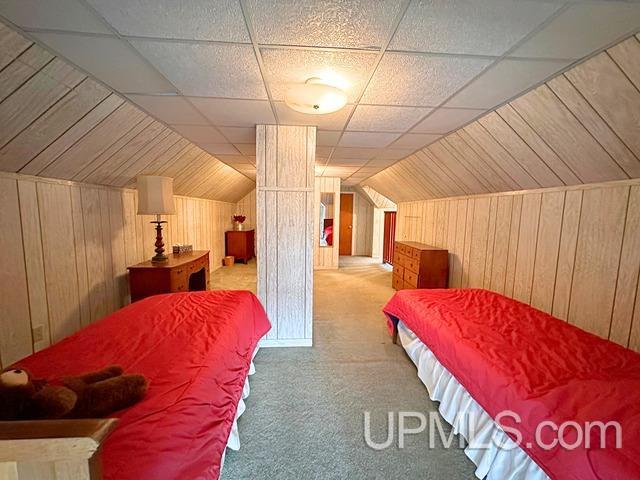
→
(339, 193, 353, 256)
(383, 211, 396, 265)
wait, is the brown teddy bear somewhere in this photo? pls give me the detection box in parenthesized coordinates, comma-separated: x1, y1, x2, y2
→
(0, 365, 148, 421)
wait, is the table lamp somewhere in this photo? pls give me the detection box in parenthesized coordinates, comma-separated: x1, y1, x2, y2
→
(137, 175, 176, 263)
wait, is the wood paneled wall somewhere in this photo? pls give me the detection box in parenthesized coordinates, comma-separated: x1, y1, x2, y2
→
(314, 177, 341, 270)
(256, 125, 315, 347)
(235, 189, 256, 230)
(0, 172, 234, 368)
(365, 34, 640, 203)
(0, 22, 254, 202)
(342, 188, 374, 257)
(396, 179, 640, 352)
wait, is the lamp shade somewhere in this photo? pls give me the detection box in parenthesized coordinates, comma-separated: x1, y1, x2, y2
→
(136, 176, 176, 215)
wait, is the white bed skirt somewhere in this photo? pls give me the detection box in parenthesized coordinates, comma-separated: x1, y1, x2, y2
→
(221, 347, 259, 470)
(397, 322, 548, 480)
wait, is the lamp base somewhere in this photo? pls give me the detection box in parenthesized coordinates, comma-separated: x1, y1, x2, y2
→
(150, 219, 168, 263)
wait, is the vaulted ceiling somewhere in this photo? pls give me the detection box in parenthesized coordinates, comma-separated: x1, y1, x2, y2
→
(0, 22, 254, 202)
(364, 33, 640, 202)
(1, 0, 639, 189)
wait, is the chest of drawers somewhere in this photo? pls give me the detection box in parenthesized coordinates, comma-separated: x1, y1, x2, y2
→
(392, 241, 448, 290)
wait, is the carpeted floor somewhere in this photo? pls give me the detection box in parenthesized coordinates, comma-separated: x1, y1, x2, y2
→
(220, 256, 476, 479)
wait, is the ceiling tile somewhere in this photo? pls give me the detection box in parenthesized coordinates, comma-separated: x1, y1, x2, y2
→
(332, 147, 379, 160)
(317, 131, 342, 146)
(188, 98, 275, 127)
(31, 32, 176, 93)
(131, 40, 267, 98)
(390, 0, 560, 56)
(234, 144, 256, 156)
(339, 131, 400, 148)
(445, 58, 569, 109)
(0, 0, 111, 34)
(127, 94, 209, 125)
(245, 0, 403, 49)
(199, 144, 240, 155)
(219, 127, 256, 143)
(327, 158, 368, 167)
(361, 53, 491, 106)
(170, 124, 227, 144)
(347, 105, 432, 132)
(372, 148, 415, 160)
(86, 0, 249, 42)
(274, 102, 353, 130)
(261, 48, 377, 102)
(391, 133, 441, 149)
(316, 146, 334, 157)
(511, 2, 640, 59)
(412, 108, 485, 134)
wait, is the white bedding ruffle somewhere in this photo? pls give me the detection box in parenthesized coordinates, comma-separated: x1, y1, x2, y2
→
(397, 322, 548, 480)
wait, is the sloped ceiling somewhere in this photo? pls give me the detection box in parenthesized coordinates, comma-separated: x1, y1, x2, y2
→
(365, 33, 640, 203)
(0, 22, 254, 202)
(1, 0, 639, 187)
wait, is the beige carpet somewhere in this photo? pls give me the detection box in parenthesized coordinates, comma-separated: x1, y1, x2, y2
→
(221, 256, 476, 479)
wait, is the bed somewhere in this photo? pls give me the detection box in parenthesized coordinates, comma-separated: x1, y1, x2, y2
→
(383, 288, 640, 480)
(11, 290, 270, 480)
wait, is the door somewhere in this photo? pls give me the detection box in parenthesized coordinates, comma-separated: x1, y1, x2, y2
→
(383, 211, 396, 264)
(339, 193, 353, 255)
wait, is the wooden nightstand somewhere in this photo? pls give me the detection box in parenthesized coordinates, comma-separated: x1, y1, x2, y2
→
(127, 251, 210, 302)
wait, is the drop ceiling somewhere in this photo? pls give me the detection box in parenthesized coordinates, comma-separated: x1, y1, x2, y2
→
(1, 0, 639, 187)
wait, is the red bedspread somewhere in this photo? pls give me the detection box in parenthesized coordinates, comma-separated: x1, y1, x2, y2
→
(15, 290, 270, 480)
(383, 289, 640, 480)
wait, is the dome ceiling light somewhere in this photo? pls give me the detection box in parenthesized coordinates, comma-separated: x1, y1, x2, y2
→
(284, 77, 347, 115)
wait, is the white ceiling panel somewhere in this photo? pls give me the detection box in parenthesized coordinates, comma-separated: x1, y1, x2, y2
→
(412, 107, 485, 134)
(170, 124, 227, 144)
(332, 147, 380, 160)
(372, 148, 416, 160)
(361, 53, 492, 106)
(274, 102, 354, 130)
(261, 48, 377, 102)
(218, 127, 256, 143)
(511, 2, 640, 60)
(86, 0, 249, 42)
(0, 0, 111, 34)
(234, 144, 256, 156)
(31, 32, 176, 94)
(199, 144, 241, 155)
(391, 133, 441, 148)
(245, 0, 403, 49)
(189, 98, 275, 127)
(317, 130, 342, 146)
(339, 131, 401, 148)
(390, 0, 560, 56)
(131, 40, 267, 98)
(127, 94, 209, 125)
(347, 105, 432, 132)
(327, 158, 368, 167)
(445, 58, 570, 109)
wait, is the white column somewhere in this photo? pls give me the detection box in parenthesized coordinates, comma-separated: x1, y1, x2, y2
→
(256, 125, 315, 347)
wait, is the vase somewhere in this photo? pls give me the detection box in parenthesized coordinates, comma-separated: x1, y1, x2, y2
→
(234, 221, 243, 231)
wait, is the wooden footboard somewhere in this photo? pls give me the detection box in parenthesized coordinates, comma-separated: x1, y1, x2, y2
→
(0, 419, 117, 480)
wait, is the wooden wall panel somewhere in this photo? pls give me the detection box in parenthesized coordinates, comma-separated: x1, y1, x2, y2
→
(0, 172, 235, 368)
(235, 189, 256, 230)
(365, 34, 640, 203)
(0, 23, 253, 203)
(396, 179, 640, 352)
(256, 125, 314, 347)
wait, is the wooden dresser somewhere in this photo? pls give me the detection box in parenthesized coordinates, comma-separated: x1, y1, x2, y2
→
(127, 251, 210, 302)
(225, 229, 255, 263)
(392, 241, 449, 290)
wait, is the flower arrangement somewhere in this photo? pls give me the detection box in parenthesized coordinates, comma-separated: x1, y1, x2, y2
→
(233, 215, 246, 224)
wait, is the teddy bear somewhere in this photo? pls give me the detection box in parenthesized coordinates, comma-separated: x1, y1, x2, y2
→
(0, 365, 148, 421)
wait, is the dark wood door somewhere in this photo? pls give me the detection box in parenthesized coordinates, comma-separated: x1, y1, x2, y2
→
(383, 211, 396, 264)
(339, 193, 353, 256)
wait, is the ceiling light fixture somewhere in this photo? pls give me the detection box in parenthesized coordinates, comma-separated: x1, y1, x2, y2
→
(285, 77, 347, 115)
